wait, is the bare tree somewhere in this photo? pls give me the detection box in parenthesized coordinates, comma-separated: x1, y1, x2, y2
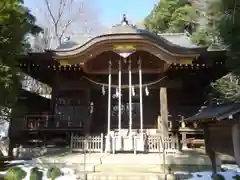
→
(31, 0, 105, 50)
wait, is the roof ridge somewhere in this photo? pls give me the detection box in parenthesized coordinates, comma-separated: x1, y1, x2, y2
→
(159, 33, 186, 36)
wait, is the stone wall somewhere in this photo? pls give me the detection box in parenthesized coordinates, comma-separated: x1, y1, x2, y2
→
(14, 147, 70, 158)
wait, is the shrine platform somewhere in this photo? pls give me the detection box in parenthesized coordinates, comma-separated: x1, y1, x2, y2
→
(38, 149, 224, 173)
(54, 150, 221, 165)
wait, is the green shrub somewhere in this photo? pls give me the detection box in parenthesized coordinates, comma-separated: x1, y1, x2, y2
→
(4, 167, 26, 180)
(233, 175, 240, 180)
(47, 167, 61, 180)
(220, 168, 226, 172)
(30, 167, 43, 180)
(212, 174, 225, 180)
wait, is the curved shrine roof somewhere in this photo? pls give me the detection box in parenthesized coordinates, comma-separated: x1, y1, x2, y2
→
(52, 14, 206, 56)
(56, 33, 199, 50)
(56, 41, 79, 50)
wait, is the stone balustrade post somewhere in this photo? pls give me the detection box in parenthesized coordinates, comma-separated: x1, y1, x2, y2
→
(112, 136, 116, 154)
(181, 132, 188, 150)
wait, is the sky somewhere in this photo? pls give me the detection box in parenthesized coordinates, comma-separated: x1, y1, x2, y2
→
(24, 0, 159, 27)
(95, 0, 159, 27)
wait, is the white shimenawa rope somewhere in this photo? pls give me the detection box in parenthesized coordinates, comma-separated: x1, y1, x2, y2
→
(80, 76, 167, 89)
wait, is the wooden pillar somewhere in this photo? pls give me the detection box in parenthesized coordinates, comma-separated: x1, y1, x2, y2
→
(51, 87, 56, 114)
(139, 58, 143, 133)
(85, 89, 91, 134)
(118, 59, 122, 133)
(52, 71, 60, 129)
(128, 58, 132, 136)
(107, 59, 112, 135)
(52, 70, 59, 114)
(203, 123, 217, 176)
(160, 87, 168, 137)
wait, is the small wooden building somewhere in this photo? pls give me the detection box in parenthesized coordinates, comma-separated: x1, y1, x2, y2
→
(186, 103, 240, 166)
(17, 16, 227, 152)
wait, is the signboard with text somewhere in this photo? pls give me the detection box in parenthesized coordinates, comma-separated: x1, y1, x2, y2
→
(113, 44, 136, 58)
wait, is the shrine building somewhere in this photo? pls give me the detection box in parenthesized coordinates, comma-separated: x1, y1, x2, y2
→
(17, 15, 227, 153)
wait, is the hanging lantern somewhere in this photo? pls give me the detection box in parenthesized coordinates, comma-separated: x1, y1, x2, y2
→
(116, 88, 119, 97)
(145, 86, 149, 96)
(102, 85, 105, 95)
(132, 86, 135, 96)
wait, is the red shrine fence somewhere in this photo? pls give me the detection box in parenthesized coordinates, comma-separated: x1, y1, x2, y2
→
(70, 133, 178, 154)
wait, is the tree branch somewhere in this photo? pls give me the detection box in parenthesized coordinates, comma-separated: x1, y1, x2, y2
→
(55, 0, 67, 25)
(0, 2, 6, 13)
(44, 0, 57, 25)
(58, 19, 73, 42)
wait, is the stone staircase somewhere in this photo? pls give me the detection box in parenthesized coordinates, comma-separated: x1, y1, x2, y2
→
(86, 173, 163, 180)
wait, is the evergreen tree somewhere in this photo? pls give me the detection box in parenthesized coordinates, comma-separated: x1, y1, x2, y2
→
(145, 0, 240, 103)
(0, 0, 41, 111)
(0, 0, 41, 156)
(211, 0, 240, 102)
(144, 0, 196, 33)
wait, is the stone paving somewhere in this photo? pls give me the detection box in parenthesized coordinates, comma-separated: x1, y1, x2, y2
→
(36, 148, 232, 176)
(29, 148, 237, 180)
(4, 148, 235, 180)
(40, 149, 221, 165)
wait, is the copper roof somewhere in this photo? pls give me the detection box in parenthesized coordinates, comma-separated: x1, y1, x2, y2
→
(56, 41, 79, 50)
(52, 14, 207, 56)
(186, 103, 240, 121)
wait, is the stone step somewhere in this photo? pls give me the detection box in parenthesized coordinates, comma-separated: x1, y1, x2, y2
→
(93, 164, 217, 174)
(94, 164, 164, 173)
(99, 154, 218, 165)
(86, 173, 165, 180)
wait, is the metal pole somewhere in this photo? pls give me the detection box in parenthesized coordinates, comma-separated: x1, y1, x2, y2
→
(107, 60, 112, 135)
(129, 58, 132, 136)
(83, 137, 87, 180)
(118, 59, 122, 133)
(159, 136, 166, 174)
(139, 58, 143, 133)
